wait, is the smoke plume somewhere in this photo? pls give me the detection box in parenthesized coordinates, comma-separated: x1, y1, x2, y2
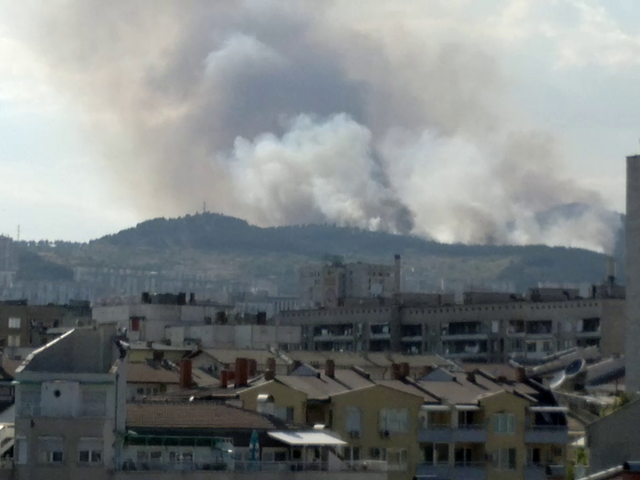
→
(8, 0, 620, 252)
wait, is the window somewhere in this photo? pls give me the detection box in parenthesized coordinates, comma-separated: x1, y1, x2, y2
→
(379, 408, 408, 433)
(542, 341, 552, 352)
(345, 407, 362, 434)
(423, 443, 449, 464)
(18, 389, 41, 417)
(369, 448, 386, 460)
(526, 342, 536, 353)
(38, 436, 64, 464)
(344, 446, 360, 461)
(275, 406, 295, 423)
(78, 438, 102, 464)
(169, 451, 193, 463)
(491, 320, 499, 333)
(7, 335, 20, 347)
(8, 317, 20, 329)
(386, 448, 408, 470)
(494, 448, 516, 470)
(15, 438, 27, 465)
(274, 451, 288, 462)
(137, 451, 149, 462)
(493, 413, 516, 434)
(551, 446, 563, 458)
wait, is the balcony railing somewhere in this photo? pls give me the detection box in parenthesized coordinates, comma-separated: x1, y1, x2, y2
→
(524, 425, 569, 444)
(118, 460, 388, 474)
(452, 424, 487, 443)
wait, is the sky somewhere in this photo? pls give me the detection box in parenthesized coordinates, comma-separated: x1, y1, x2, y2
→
(0, 0, 639, 243)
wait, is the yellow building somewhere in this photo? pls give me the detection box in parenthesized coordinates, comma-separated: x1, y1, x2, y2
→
(415, 368, 568, 480)
(238, 361, 569, 480)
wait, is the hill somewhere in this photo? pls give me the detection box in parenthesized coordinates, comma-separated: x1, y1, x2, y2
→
(18, 212, 625, 294)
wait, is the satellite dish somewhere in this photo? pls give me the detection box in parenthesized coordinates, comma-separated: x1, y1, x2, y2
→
(565, 359, 585, 377)
(550, 358, 587, 391)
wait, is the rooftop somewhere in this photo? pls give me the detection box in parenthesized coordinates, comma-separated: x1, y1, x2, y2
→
(17, 325, 121, 375)
(126, 402, 286, 430)
(127, 362, 180, 384)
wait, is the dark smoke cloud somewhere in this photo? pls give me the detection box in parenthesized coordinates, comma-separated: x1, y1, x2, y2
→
(8, 0, 618, 251)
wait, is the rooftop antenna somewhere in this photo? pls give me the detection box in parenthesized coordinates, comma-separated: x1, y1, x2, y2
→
(202, 201, 207, 214)
(16, 225, 20, 241)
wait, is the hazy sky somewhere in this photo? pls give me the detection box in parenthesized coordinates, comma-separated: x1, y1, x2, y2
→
(1, 0, 639, 242)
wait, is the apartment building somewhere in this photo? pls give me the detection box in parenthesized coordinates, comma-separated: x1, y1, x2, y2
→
(277, 290, 625, 362)
(299, 257, 400, 309)
(236, 359, 568, 480)
(0, 300, 92, 351)
(0, 236, 18, 290)
(94, 292, 302, 350)
(12, 323, 127, 480)
(4, 330, 387, 480)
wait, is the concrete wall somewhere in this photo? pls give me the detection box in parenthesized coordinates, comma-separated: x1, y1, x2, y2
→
(587, 400, 640, 472)
(601, 299, 626, 356)
(627, 155, 640, 392)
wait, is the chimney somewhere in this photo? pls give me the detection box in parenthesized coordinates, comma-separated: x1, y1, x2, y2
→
(325, 359, 335, 378)
(466, 372, 476, 384)
(516, 366, 527, 383)
(607, 256, 617, 286)
(179, 359, 193, 389)
(235, 358, 249, 388)
(290, 360, 302, 373)
(265, 369, 275, 381)
(220, 370, 229, 389)
(248, 359, 257, 378)
(393, 254, 402, 295)
(177, 292, 187, 306)
(421, 365, 434, 378)
(266, 357, 276, 373)
(391, 363, 403, 380)
(400, 362, 410, 379)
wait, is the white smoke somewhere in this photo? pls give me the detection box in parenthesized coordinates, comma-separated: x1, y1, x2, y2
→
(5, 0, 621, 252)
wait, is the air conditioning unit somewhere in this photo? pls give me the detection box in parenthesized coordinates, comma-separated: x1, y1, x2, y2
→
(349, 430, 360, 439)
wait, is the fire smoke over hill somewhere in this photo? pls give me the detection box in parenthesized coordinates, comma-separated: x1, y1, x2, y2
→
(9, 1, 621, 252)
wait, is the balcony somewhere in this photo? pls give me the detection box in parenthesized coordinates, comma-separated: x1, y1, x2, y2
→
(416, 463, 451, 479)
(453, 462, 486, 480)
(575, 328, 601, 338)
(524, 463, 565, 480)
(117, 459, 388, 476)
(418, 424, 453, 443)
(441, 333, 488, 342)
(524, 425, 569, 444)
(452, 424, 487, 443)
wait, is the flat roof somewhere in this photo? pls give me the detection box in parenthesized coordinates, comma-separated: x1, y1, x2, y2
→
(268, 431, 347, 446)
